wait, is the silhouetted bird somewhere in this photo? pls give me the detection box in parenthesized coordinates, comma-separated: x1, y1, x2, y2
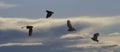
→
(46, 10, 54, 18)
(26, 26, 33, 37)
(91, 33, 99, 43)
(21, 26, 33, 37)
(67, 20, 76, 31)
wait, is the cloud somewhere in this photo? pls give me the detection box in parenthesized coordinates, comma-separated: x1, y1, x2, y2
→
(0, 16, 119, 31)
(63, 32, 120, 52)
(0, 1, 18, 8)
(0, 42, 42, 47)
(0, 16, 120, 52)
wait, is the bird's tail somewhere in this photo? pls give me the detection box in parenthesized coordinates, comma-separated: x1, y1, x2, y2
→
(68, 28, 76, 31)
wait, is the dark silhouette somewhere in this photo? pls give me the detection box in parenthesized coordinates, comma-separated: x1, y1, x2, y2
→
(91, 33, 99, 43)
(26, 26, 33, 37)
(67, 20, 76, 31)
(22, 26, 33, 37)
(46, 10, 54, 18)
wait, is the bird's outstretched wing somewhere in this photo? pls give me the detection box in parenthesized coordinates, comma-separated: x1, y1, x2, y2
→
(67, 20, 73, 29)
(67, 20, 76, 31)
(93, 33, 99, 39)
(46, 10, 54, 18)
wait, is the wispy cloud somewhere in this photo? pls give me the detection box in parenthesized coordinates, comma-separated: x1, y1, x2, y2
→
(0, 1, 18, 8)
(0, 43, 42, 47)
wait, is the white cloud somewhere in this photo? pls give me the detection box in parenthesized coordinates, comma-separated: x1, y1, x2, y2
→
(0, 43, 42, 47)
(0, 16, 119, 31)
(0, 1, 18, 8)
(0, 16, 120, 52)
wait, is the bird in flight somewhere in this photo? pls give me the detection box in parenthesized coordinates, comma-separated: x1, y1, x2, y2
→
(67, 20, 76, 31)
(46, 10, 54, 18)
(22, 26, 33, 37)
(91, 33, 99, 43)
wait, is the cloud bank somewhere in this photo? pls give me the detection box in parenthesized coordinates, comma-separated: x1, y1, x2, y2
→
(0, 16, 120, 52)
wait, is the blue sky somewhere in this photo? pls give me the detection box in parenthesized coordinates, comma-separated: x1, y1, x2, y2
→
(0, 0, 120, 52)
(0, 0, 120, 18)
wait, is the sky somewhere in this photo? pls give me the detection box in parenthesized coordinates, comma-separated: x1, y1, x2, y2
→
(0, 0, 120, 18)
(0, 0, 120, 52)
